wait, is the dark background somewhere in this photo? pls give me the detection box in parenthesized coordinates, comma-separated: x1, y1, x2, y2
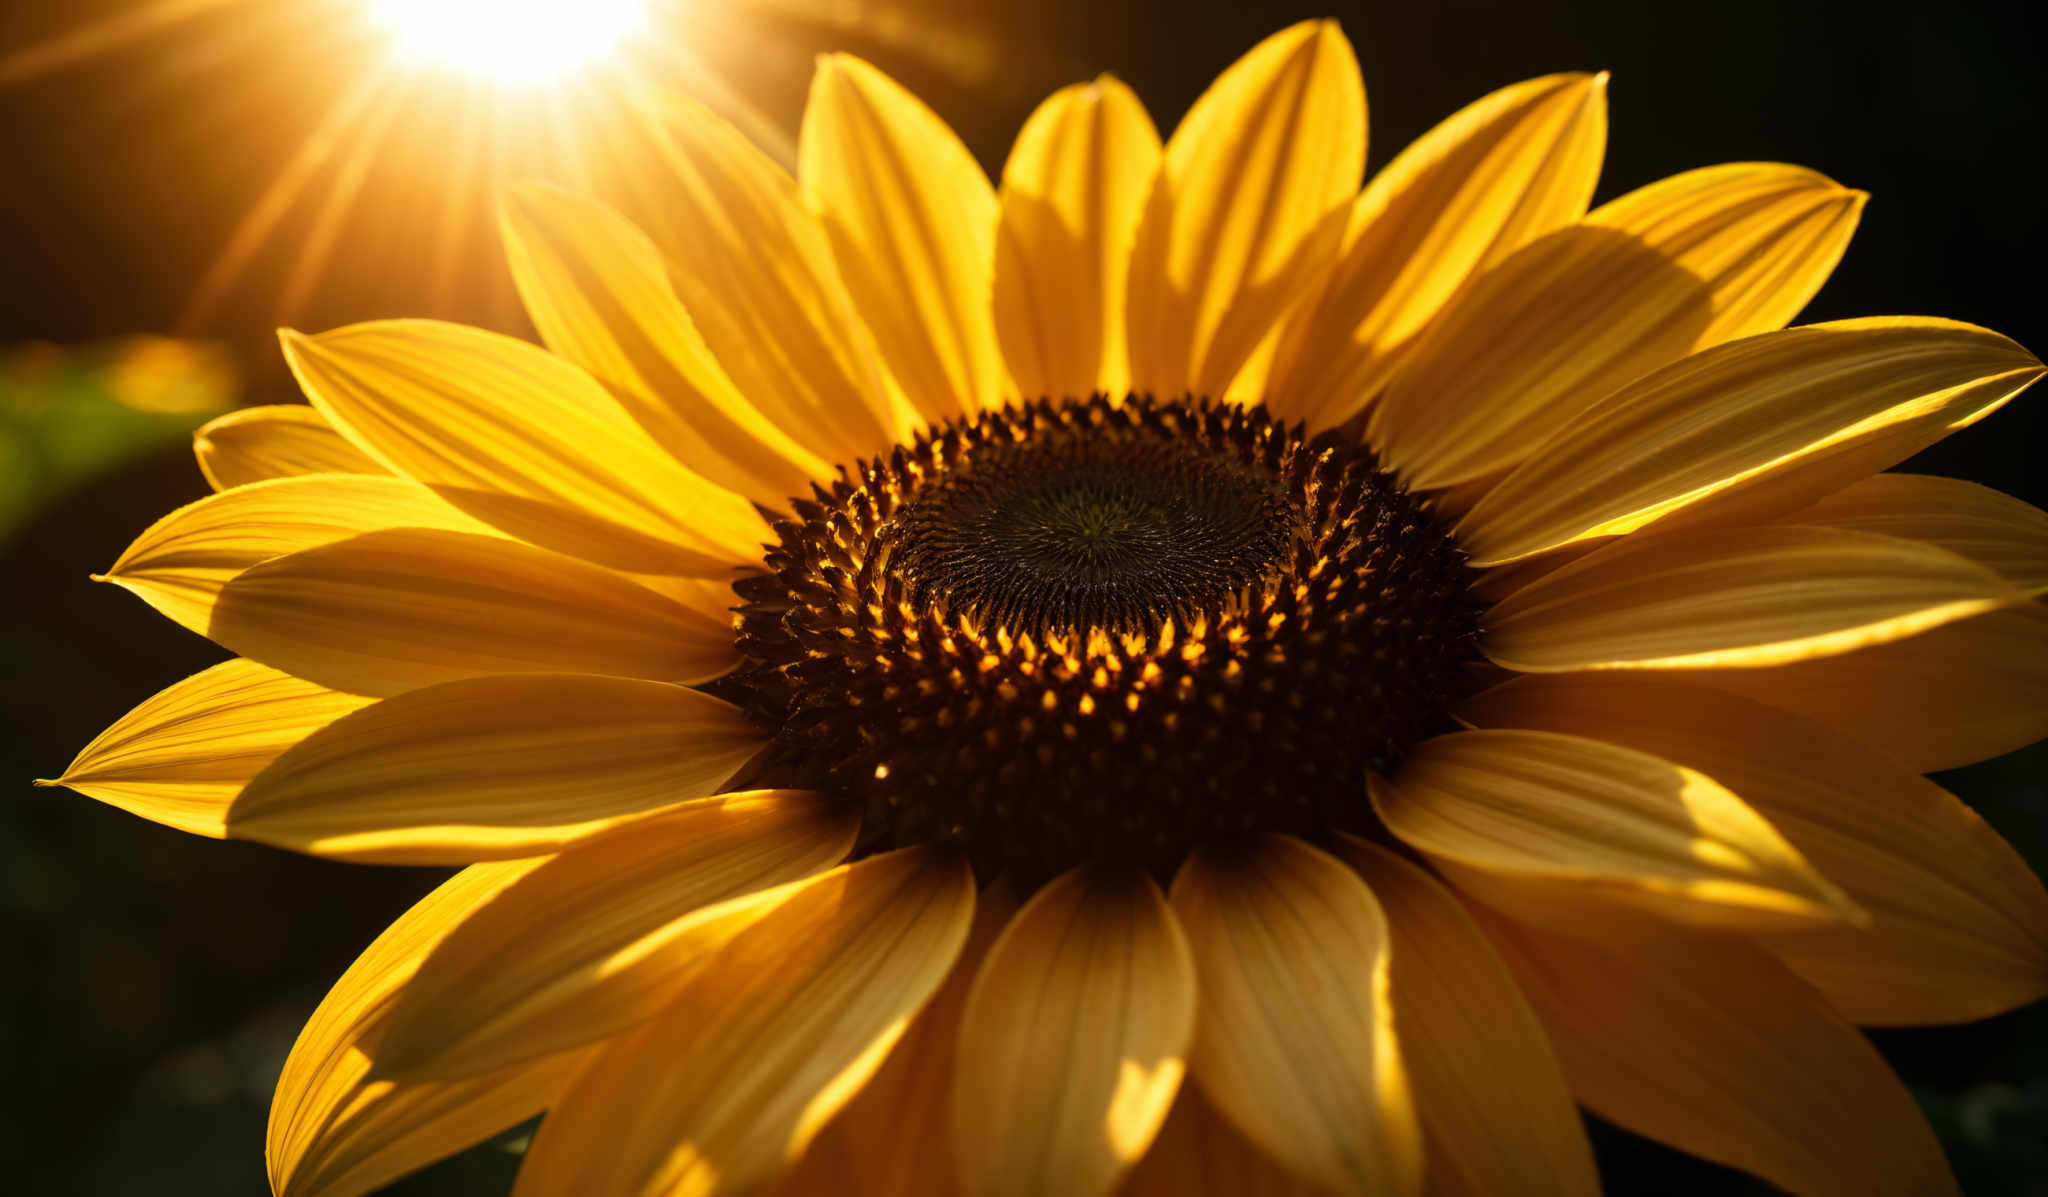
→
(4, 0, 2046, 1193)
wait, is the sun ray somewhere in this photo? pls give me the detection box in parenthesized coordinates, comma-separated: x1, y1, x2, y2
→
(0, 0, 236, 85)
(179, 57, 401, 331)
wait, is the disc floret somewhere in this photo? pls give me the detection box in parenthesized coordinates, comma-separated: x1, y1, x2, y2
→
(725, 395, 1482, 880)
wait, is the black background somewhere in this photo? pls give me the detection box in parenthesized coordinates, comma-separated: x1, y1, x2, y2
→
(3, 0, 2045, 1193)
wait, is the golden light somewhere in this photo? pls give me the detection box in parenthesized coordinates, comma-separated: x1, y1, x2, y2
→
(0, 0, 997, 334)
(370, 0, 650, 82)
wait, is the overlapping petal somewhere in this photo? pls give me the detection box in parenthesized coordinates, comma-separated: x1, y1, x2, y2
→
(1461, 673, 2048, 1023)
(1478, 910, 1961, 1197)
(268, 859, 593, 1197)
(1125, 20, 1364, 398)
(1372, 163, 1865, 486)
(1170, 835, 1421, 1197)
(952, 868, 1195, 1197)
(1372, 729, 1855, 930)
(1120, 1088, 1319, 1197)
(372, 792, 858, 1081)
(622, 91, 903, 457)
(1772, 473, 2048, 595)
(994, 77, 1161, 400)
(1458, 318, 2043, 565)
(101, 474, 491, 639)
(1484, 525, 2023, 671)
(820, 883, 1018, 1197)
(1686, 602, 2048, 772)
(43, 659, 371, 837)
(281, 320, 768, 575)
(1266, 71, 1607, 428)
(204, 528, 734, 697)
(1336, 838, 1599, 1197)
(194, 404, 388, 490)
(801, 55, 1006, 420)
(500, 183, 829, 504)
(226, 674, 764, 863)
(510, 848, 975, 1197)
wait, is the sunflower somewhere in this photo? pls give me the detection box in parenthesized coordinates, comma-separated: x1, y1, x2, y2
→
(46, 17, 2048, 1197)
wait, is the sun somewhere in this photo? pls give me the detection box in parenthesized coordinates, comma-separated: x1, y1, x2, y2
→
(370, 0, 650, 82)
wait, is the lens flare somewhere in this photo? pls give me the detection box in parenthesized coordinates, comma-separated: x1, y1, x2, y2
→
(370, 0, 648, 82)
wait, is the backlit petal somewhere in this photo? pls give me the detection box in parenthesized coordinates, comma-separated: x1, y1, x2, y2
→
(102, 474, 490, 639)
(953, 868, 1195, 1197)
(1686, 603, 2048, 772)
(1169, 835, 1421, 1197)
(281, 320, 767, 575)
(994, 77, 1162, 399)
(1267, 71, 1607, 428)
(801, 55, 1006, 420)
(1772, 473, 2048, 595)
(1462, 673, 2048, 1024)
(511, 848, 975, 1197)
(1457, 318, 2043, 565)
(824, 882, 1018, 1197)
(44, 659, 371, 837)
(227, 674, 764, 863)
(1336, 837, 1599, 1197)
(1120, 1087, 1318, 1197)
(194, 404, 388, 490)
(1372, 729, 1854, 930)
(1125, 20, 1364, 399)
(500, 184, 828, 505)
(1477, 910, 1961, 1197)
(619, 92, 902, 458)
(269, 859, 593, 1197)
(374, 792, 859, 1080)
(1372, 164, 1864, 487)
(1484, 525, 2022, 671)
(205, 528, 735, 697)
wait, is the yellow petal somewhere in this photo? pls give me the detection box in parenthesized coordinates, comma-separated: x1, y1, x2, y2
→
(801, 54, 1006, 421)
(953, 868, 1195, 1197)
(1484, 524, 2023, 671)
(204, 527, 735, 697)
(1372, 729, 1854, 930)
(373, 791, 858, 1081)
(1371, 163, 1865, 487)
(1773, 472, 2048, 595)
(101, 474, 491, 639)
(269, 859, 594, 1197)
(1266, 71, 1608, 429)
(227, 674, 764, 863)
(1169, 835, 1421, 1197)
(1335, 837, 1599, 1197)
(194, 404, 388, 490)
(824, 881, 1018, 1197)
(1125, 20, 1365, 399)
(511, 848, 976, 1197)
(994, 76, 1162, 400)
(1477, 910, 1961, 1197)
(1687, 602, 2048, 773)
(500, 183, 830, 506)
(1120, 1087, 1320, 1197)
(620, 91, 903, 459)
(1457, 318, 2044, 565)
(43, 659, 371, 837)
(281, 320, 768, 576)
(1461, 673, 2048, 1024)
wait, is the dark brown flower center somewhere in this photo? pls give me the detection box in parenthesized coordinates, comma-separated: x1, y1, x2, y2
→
(718, 394, 1483, 882)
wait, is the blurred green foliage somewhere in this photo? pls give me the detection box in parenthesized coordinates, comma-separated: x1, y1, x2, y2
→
(0, 338, 235, 547)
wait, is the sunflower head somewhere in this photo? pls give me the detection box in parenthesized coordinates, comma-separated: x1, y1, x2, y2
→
(723, 391, 1482, 880)
(47, 16, 2048, 1197)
